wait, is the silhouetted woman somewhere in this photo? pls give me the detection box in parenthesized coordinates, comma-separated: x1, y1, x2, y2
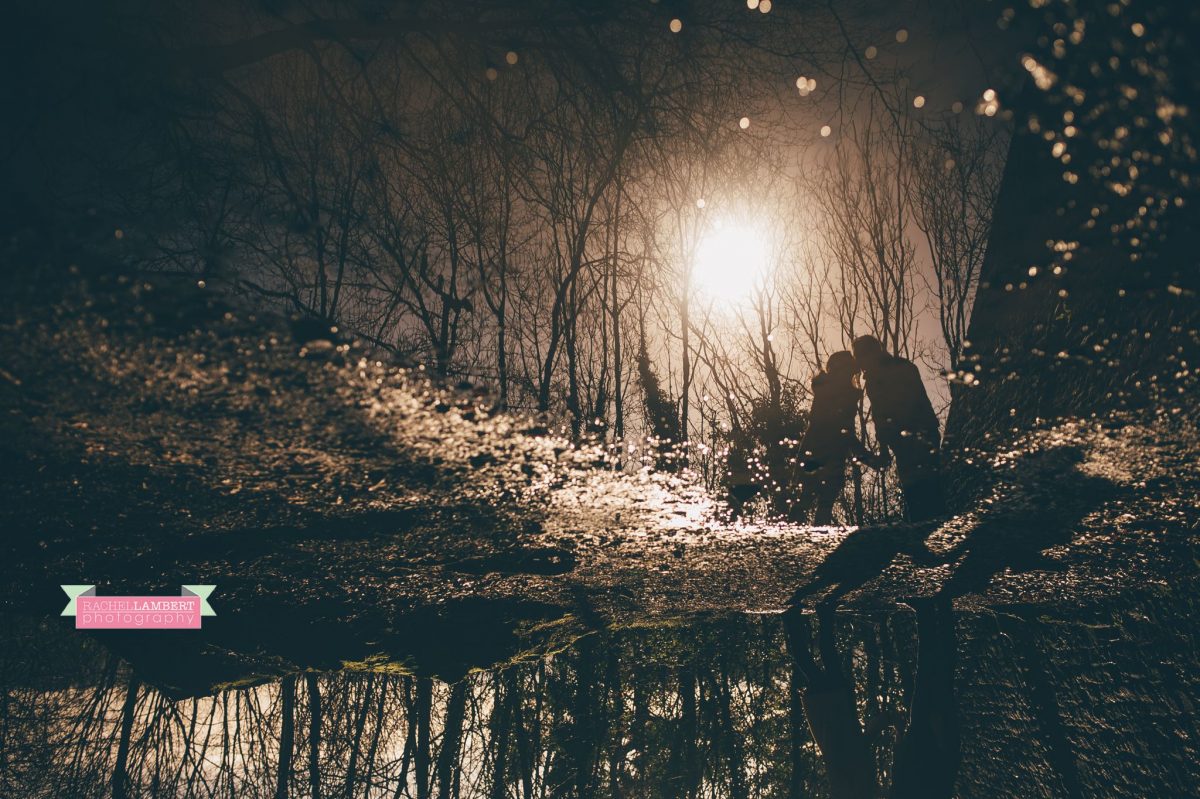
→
(792, 351, 885, 525)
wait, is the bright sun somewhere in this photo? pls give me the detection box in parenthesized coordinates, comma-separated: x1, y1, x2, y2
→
(692, 220, 771, 306)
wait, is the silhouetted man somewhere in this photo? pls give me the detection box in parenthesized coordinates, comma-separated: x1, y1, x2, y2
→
(851, 335, 945, 521)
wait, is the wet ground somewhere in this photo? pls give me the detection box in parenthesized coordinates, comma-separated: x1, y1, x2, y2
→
(2, 276, 1199, 796)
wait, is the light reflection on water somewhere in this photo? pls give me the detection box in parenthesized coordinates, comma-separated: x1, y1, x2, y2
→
(2, 597, 1197, 799)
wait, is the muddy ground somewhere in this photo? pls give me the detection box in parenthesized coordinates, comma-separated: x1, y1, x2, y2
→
(1, 274, 1198, 690)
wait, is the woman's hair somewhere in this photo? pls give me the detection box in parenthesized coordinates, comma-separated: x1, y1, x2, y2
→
(825, 350, 856, 374)
(824, 350, 861, 388)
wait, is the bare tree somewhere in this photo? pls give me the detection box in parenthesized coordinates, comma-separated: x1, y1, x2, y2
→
(911, 113, 1007, 380)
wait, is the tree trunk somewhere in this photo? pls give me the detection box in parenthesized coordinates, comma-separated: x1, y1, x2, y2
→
(344, 675, 374, 799)
(489, 674, 511, 799)
(362, 677, 390, 797)
(611, 254, 624, 440)
(276, 675, 296, 799)
(436, 681, 468, 799)
(307, 673, 322, 799)
(415, 678, 432, 799)
(679, 273, 690, 447)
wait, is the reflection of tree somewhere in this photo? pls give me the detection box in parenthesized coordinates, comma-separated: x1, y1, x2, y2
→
(9, 593, 1198, 799)
(7, 613, 958, 799)
(414, 678, 432, 799)
(111, 676, 139, 799)
(677, 663, 702, 799)
(276, 674, 295, 799)
(308, 673, 323, 799)
(486, 672, 513, 799)
(436, 681, 468, 799)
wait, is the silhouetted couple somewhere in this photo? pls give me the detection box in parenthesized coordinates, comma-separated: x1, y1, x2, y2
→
(794, 335, 944, 524)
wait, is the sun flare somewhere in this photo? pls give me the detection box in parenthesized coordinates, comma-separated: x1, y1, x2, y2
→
(692, 219, 771, 306)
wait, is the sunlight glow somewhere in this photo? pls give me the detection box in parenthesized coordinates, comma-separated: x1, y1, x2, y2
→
(692, 219, 771, 306)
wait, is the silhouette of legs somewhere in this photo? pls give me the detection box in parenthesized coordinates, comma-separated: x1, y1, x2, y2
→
(783, 606, 880, 799)
(792, 465, 845, 525)
(728, 483, 760, 519)
(892, 437, 945, 522)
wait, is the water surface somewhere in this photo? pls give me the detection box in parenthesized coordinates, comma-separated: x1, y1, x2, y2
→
(4, 595, 1197, 798)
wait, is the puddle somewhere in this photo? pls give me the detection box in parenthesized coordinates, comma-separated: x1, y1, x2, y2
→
(3, 595, 1197, 798)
